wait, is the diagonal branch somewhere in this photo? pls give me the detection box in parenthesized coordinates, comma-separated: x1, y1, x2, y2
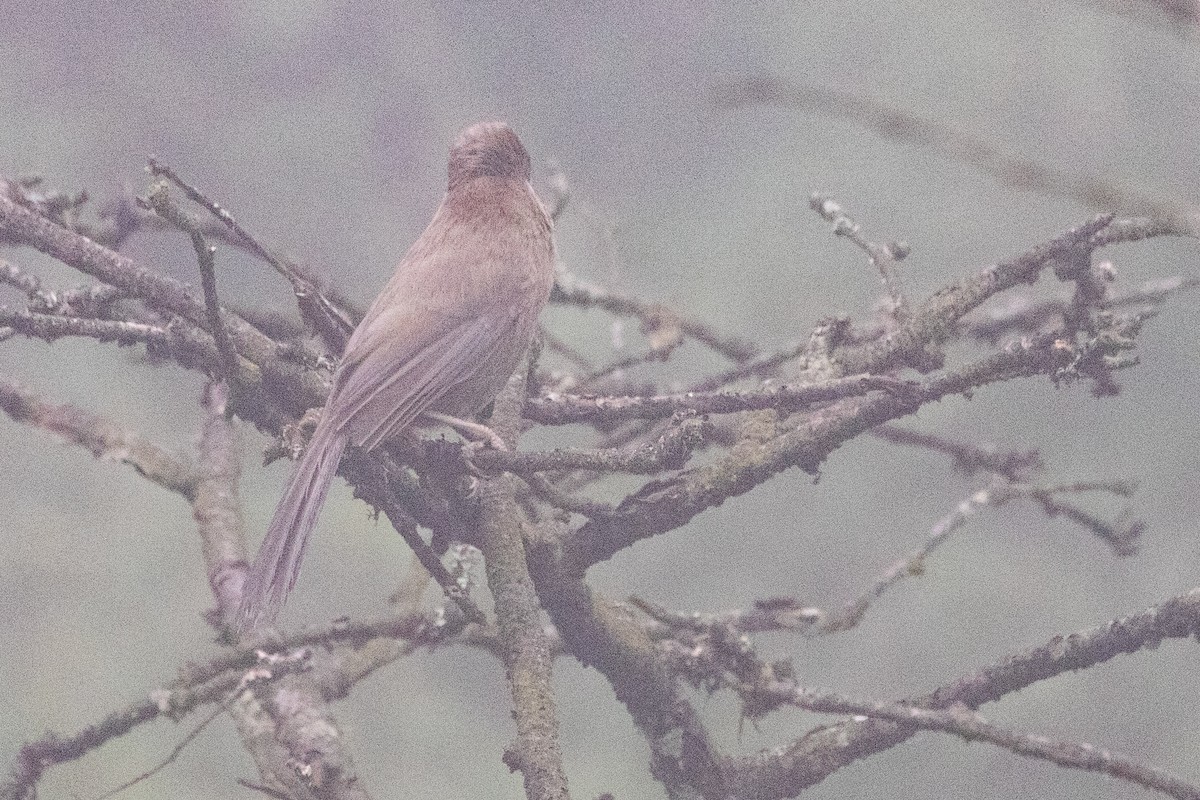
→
(0, 193, 327, 399)
(768, 686, 1200, 800)
(836, 213, 1115, 374)
(714, 78, 1200, 236)
(147, 158, 358, 353)
(723, 587, 1200, 798)
(551, 270, 759, 363)
(0, 375, 199, 499)
(566, 336, 1073, 571)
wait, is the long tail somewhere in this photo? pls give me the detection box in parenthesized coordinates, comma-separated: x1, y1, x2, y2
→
(237, 422, 348, 632)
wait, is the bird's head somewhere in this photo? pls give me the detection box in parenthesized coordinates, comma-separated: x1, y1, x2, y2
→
(447, 121, 532, 190)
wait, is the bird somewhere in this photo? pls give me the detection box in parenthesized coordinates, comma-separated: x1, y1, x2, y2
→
(238, 121, 556, 631)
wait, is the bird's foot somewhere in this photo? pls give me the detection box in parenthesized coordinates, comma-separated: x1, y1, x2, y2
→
(422, 412, 508, 479)
(424, 412, 508, 452)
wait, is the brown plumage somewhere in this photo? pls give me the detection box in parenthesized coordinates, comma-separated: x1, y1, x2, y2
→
(238, 122, 556, 630)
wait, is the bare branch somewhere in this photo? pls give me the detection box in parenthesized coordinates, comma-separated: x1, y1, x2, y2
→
(870, 425, 1043, 478)
(0, 671, 241, 800)
(769, 686, 1200, 800)
(474, 414, 706, 475)
(0, 375, 199, 499)
(724, 587, 1200, 797)
(1, 145, 1192, 800)
(566, 335, 1075, 571)
(715, 78, 1200, 236)
(147, 158, 359, 352)
(820, 479, 1141, 633)
(551, 270, 759, 363)
(837, 214, 1116, 375)
(193, 381, 250, 631)
(523, 374, 910, 425)
(0, 307, 175, 348)
(810, 194, 910, 320)
(142, 182, 241, 384)
(0, 193, 267, 353)
(477, 363, 572, 800)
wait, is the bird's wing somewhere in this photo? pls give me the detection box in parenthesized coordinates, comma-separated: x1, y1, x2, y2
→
(329, 309, 517, 451)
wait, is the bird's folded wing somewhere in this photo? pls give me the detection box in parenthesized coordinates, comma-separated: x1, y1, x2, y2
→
(331, 311, 516, 450)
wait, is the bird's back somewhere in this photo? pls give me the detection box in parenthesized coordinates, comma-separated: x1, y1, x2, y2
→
(331, 176, 555, 445)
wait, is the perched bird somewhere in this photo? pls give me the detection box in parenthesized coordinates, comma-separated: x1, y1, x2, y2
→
(238, 122, 556, 630)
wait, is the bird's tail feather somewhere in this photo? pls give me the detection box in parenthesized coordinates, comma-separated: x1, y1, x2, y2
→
(237, 423, 347, 633)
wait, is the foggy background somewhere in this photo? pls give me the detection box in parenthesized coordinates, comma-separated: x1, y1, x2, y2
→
(1, 2, 1197, 798)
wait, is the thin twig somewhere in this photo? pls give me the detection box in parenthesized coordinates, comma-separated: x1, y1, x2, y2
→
(870, 425, 1043, 478)
(819, 484, 997, 633)
(91, 703, 227, 800)
(521, 474, 616, 519)
(142, 182, 240, 383)
(538, 327, 595, 372)
(825, 477, 1140, 633)
(552, 270, 759, 363)
(146, 157, 358, 352)
(809, 194, 910, 320)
